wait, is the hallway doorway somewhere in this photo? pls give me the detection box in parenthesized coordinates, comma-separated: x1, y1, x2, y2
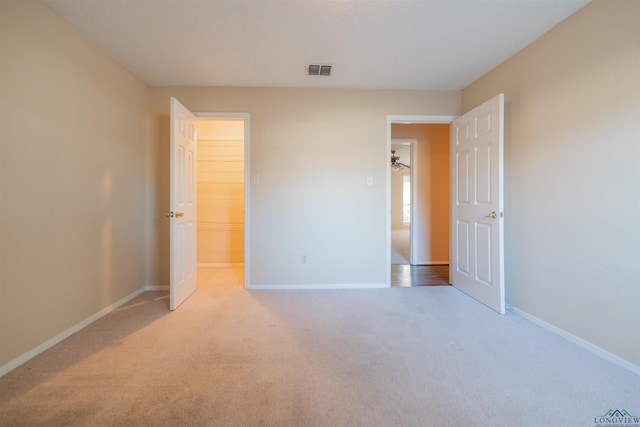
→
(195, 117, 246, 269)
(390, 140, 413, 265)
(386, 116, 454, 286)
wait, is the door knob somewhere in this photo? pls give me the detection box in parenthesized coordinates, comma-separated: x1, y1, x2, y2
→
(484, 211, 498, 220)
(175, 211, 184, 218)
(166, 211, 174, 218)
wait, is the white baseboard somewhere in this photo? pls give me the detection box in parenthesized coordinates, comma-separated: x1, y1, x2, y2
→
(247, 283, 389, 290)
(0, 287, 146, 378)
(197, 263, 243, 268)
(510, 307, 640, 377)
(145, 285, 169, 291)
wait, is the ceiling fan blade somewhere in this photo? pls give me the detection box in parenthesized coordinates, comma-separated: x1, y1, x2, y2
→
(399, 163, 411, 168)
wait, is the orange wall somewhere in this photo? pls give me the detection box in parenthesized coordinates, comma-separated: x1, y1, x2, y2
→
(391, 124, 450, 264)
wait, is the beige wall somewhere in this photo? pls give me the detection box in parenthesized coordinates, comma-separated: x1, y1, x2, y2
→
(462, 0, 640, 367)
(149, 88, 460, 286)
(392, 124, 450, 264)
(0, 1, 150, 368)
(196, 119, 245, 265)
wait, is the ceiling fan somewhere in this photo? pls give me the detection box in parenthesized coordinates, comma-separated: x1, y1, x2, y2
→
(391, 150, 410, 170)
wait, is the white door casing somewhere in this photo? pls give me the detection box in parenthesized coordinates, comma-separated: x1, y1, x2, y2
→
(450, 94, 505, 314)
(170, 98, 197, 310)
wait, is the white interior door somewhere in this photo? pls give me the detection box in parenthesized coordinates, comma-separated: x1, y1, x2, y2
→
(170, 97, 197, 310)
(450, 94, 505, 314)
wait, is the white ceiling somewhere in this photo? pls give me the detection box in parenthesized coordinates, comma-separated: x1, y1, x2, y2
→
(43, 0, 590, 90)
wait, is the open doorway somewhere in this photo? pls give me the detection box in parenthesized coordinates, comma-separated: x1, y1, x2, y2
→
(390, 140, 414, 265)
(168, 99, 251, 310)
(387, 116, 454, 286)
(195, 115, 248, 280)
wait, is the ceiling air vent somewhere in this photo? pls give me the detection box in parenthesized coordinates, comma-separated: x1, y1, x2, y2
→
(307, 64, 332, 76)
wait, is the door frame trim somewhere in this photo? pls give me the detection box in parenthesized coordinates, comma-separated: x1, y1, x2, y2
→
(386, 115, 456, 286)
(195, 112, 251, 288)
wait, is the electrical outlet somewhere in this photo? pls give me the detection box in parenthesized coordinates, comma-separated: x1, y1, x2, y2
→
(301, 255, 307, 264)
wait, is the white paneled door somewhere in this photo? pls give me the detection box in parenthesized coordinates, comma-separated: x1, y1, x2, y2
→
(451, 94, 505, 314)
(170, 98, 197, 310)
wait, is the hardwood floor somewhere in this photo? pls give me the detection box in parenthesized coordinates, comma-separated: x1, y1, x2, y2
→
(391, 264, 450, 287)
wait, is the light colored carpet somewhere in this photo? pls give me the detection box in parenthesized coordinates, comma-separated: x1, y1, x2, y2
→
(391, 228, 410, 264)
(0, 267, 638, 426)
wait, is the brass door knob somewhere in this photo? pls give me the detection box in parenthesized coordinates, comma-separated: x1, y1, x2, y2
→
(484, 211, 498, 220)
(175, 211, 184, 218)
(166, 211, 174, 218)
